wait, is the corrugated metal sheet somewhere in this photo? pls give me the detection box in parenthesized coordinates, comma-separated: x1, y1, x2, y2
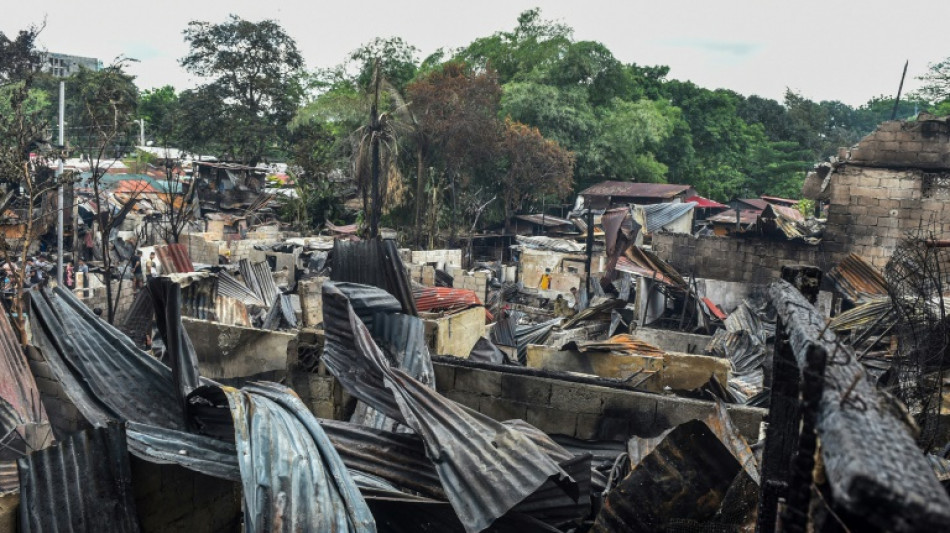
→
(615, 246, 686, 288)
(0, 305, 51, 493)
(28, 287, 234, 478)
(335, 283, 403, 333)
(253, 260, 279, 307)
(513, 235, 585, 253)
(580, 181, 692, 199)
(214, 294, 251, 327)
(216, 270, 265, 306)
(514, 214, 575, 228)
(223, 382, 375, 533)
(331, 239, 418, 316)
(709, 209, 760, 225)
(320, 419, 445, 499)
(118, 288, 154, 347)
(322, 281, 577, 533)
(414, 286, 486, 316)
(148, 278, 200, 430)
(261, 293, 297, 330)
(635, 202, 697, 233)
(155, 242, 195, 273)
(18, 424, 140, 533)
(828, 253, 889, 304)
(827, 296, 894, 332)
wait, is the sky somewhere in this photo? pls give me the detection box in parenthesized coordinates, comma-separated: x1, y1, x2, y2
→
(3, 0, 950, 106)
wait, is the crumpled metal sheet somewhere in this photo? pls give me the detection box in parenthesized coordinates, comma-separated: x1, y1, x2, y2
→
(223, 382, 376, 533)
(261, 293, 298, 330)
(322, 281, 576, 533)
(216, 270, 265, 307)
(513, 235, 585, 253)
(239, 259, 279, 307)
(706, 328, 765, 404)
(155, 242, 195, 273)
(320, 419, 445, 499)
(18, 424, 140, 533)
(414, 286, 486, 315)
(27, 287, 231, 478)
(118, 288, 154, 347)
(148, 278, 200, 428)
(0, 307, 51, 493)
(595, 419, 743, 532)
(125, 421, 240, 481)
(827, 253, 889, 305)
(331, 239, 418, 316)
(351, 311, 435, 432)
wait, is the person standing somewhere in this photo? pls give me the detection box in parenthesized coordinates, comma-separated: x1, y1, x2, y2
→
(65, 262, 74, 289)
(131, 251, 143, 291)
(539, 268, 552, 290)
(147, 252, 159, 282)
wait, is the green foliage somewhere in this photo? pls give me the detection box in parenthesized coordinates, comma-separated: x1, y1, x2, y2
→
(181, 15, 304, 164)
(138, 85, 181, 145)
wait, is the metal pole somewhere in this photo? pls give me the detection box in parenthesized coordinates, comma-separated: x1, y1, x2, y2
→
(584, 209, 594, 296)
(891, 60, 909, 121)
(56, 81, 65, 286)
(139, 119, 145, 146)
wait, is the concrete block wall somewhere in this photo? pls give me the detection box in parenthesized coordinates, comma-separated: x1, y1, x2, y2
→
(131, 457, 242, 533)
(822, 166, 950, 270)
(411, 249, 462, 268)
(73, 280, 137, 319)
(180, 233, 220, 265)
(847, 117, 950, 170)
(290, 369, 351, 420)
(652, 233, 829, 285)
(433, 361, 764, 441)
(225, 239, 274, 263)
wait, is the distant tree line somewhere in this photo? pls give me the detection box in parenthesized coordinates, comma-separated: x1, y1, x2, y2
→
(5, 8, 950, 240)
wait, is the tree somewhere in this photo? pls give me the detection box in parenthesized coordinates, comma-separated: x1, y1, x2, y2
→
(917, 57, 950, 104)
(407, 61, 503, 243)
(497, 119, 573, 231)
(181, 15, 304, 164)
(0, 25, 54, 335)
(138, 85, 181, 147)
(70, 62, 139, 323)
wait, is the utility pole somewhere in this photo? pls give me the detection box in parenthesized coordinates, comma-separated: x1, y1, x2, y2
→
(891, 60, 909, 121)
(56, 81, 65, 286)
(139, 119, 145, 146)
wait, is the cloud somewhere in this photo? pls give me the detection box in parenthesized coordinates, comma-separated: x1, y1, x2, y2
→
(663, 38, 763, 58)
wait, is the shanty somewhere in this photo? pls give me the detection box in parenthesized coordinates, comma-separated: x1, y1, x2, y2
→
(2, 6, 950, 533)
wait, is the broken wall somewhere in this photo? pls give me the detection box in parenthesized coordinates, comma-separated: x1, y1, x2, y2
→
(433, 361, 764, 441)
(180, 232, 220, 265)
(653, 233, 829, 284)
(422, 306, 486, 358)
(182, 318, 298, 380)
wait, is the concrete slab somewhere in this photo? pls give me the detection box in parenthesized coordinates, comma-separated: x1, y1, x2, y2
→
(182, 318, 297, 380)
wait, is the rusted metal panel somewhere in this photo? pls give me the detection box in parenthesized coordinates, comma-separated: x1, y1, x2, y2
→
(18, 424, 140, 533)
(155, 242, 195, 273)
(214, 294, 251, 327)
(414, 286, 484, 314)
(828, 253, 889, 304)
(223, 382, 376, 533)
(0, 304, 51, 493)
(322, 281, 577, 533)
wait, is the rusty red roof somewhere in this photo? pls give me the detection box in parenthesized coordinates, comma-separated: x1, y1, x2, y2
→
(709, 209, 761, 225)
(414, 286, 493, 322)
(155, 243, 195, 273)
(580, 181, 693, 199)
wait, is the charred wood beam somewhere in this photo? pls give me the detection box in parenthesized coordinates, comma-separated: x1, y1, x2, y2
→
(764, 278, 950, 532)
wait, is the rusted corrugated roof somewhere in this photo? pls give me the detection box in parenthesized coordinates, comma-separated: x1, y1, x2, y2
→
(708, 208, 761, 225)
(155, 243, 195, 273)
(414, 287, 490, 321)
(322, 282, 578, 532)
(17, 424, 140, 532)
(828, 253, 888, 304)
(580, 181, 693, 199)
(615, 246, 686, 288)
